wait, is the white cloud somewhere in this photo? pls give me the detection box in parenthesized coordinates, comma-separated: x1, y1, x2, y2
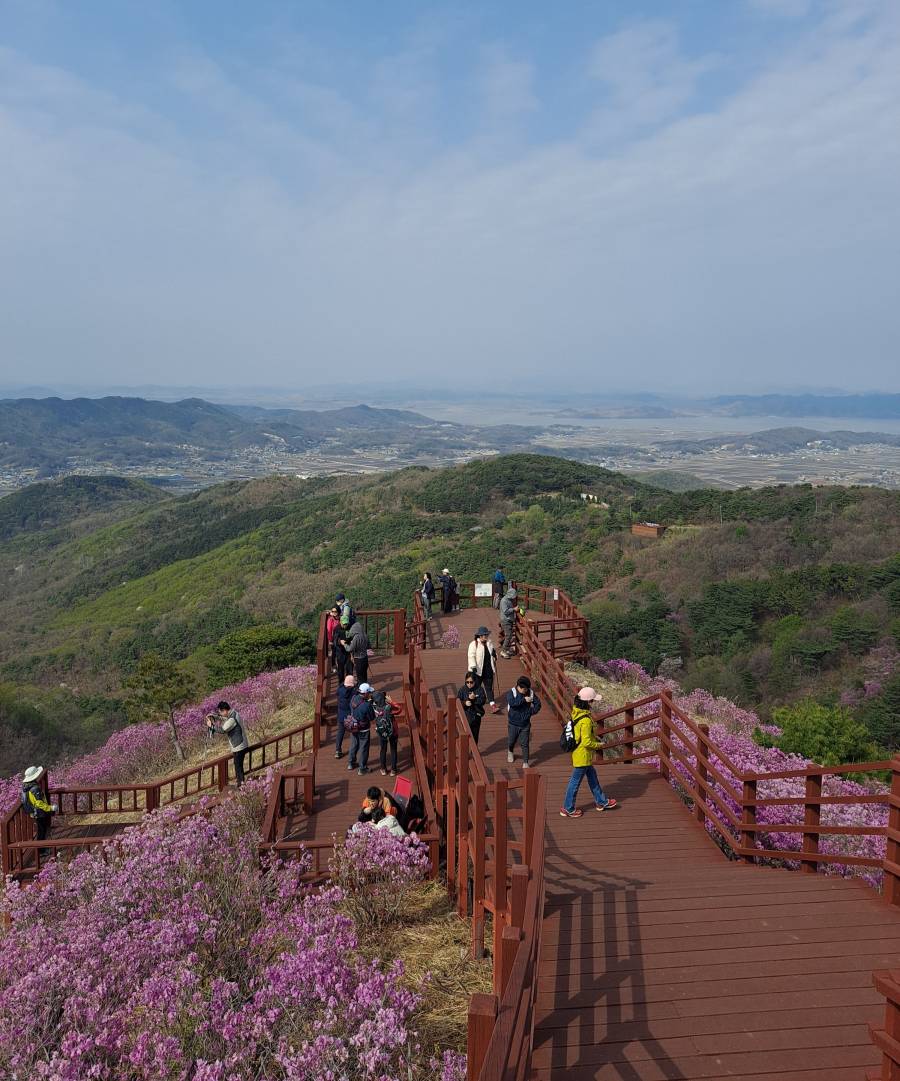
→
(0, 5, 898, 392)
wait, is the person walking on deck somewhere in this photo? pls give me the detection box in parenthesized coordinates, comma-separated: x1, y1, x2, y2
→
(467, 626, 501, 713)
(492, 568, 506, 609)
(347, 682, 375, 775)
(498, 586, 519, 658)
(207, 702, 249, 786)
(506, 676, 541, 768)
(342, 618, 370, 685)
(457, 672, 487, 744)
(560, 687, 618, 818)
(420, 572, 436, 620)
(21, 766, 56, 859)
(335, 674, 356, 759)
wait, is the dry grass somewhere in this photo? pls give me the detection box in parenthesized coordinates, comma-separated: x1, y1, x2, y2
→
(564, 661, 644, 712)
(353, 879, 493, 1056)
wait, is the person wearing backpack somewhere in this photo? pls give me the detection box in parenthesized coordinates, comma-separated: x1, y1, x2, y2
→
(505, 676, 541, 768)
(492, 568, 506, 609)
(335, 674, 357, 759)
(347, 682, 375, 775)
(21, 765, 57, 858)
(373, 690, 399, 776)
(335, 593, 356, 628)
(457, 672, 487, 745)
(560, 687, 618, 818)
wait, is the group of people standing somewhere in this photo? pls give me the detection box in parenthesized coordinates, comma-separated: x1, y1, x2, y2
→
(336, 676, 400, 777)
(420, 569, 460, 619)
(327, 594, 371, 685)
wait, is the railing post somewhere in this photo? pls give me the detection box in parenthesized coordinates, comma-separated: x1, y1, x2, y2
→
(145, 785, 159, 814)
(393, 609, 405, 655)
(447, 710, 458, 897)
(741, 778, 757, 863)
(472, 782, 486, 959)
(870, 969, 900, 1081)
(695, 722, 709, 827)
(524, 769, 539, 861)
(510, 864, 528, 930)
(659, 694, 672, 781)
(501, 924, 523, 994)
(625, 707, 635, 763)
(467, 993, 497, 1081)
(801, 771, 822, 875)
(493, 778, 508, 995)
(458, 730, 471, 919)
(885, 755, 900, 907)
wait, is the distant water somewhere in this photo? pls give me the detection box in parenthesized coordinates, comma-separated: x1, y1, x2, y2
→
(402, 402, 900, 439)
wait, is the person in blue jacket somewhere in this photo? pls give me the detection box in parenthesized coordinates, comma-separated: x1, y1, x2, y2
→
(335, 674, 356, 758)
(506, 676, 541, 768)
(492, 568, 507, 609)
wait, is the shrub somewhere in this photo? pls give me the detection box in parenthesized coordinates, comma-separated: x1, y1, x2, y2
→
(0, 784, 459, 1081)
(207, 624, 316, 687)
(439, 624, 461, 649)
(765, 699, 875, 765)
(330, 825, 431, 930)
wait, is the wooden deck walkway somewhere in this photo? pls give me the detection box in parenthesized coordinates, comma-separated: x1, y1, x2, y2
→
(418, 608, 900, 1081)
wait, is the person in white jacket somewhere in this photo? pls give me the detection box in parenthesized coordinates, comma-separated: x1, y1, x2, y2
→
(467, 626, 501, 714)
(375, 793, 407, 838)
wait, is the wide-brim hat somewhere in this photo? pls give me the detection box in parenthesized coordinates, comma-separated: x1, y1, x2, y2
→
(577, 686, 599, 702)
(23, 765, 44, 783)
(475, 626, 490, 637)
(221, 718, 238, 733)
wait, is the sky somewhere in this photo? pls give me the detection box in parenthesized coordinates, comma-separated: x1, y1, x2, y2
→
(0, 0, 898, 396)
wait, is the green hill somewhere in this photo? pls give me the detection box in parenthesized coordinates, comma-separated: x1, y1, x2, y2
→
(1, 454, 898, 758)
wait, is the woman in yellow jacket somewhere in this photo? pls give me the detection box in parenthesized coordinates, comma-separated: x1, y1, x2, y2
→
(560, 687, 618, 818)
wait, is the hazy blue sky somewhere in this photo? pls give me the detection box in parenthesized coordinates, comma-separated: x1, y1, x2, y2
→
(1, 0, 898, 393)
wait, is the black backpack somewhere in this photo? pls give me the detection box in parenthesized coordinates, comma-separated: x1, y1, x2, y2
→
(404, 793, 426, 832)
(559, 717, 580, 753)
(374, 699, 394, 739)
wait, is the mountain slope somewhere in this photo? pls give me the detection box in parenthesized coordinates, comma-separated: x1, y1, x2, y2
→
(0, 455, 897, 747)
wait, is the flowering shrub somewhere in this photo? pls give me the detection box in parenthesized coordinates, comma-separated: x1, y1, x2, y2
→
(591, 656, 889, 887)
(439, 624, 461, 650)
(0, 783, 463, 1081)
(330, 824, 432, 930)
(0, 666, 316, 814)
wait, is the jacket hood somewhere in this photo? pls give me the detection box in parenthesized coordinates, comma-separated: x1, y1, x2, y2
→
(348, 621, 364, 635)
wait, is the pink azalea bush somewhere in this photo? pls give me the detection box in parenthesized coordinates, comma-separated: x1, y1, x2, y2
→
(591, 657, 889, 888)
(0, 782, 465, 1081)
(439, 625, 461, 650)
(0, 667, 316, 815)
(330, 824, 432, 930)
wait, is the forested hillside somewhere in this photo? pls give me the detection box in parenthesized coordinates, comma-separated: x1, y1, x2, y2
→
(1, 455, 898, 767)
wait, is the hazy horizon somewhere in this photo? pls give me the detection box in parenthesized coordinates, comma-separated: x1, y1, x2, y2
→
(2, 0, 899, 391)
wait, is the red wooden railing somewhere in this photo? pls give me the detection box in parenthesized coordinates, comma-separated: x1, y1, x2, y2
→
(870, 968, 900, 1080)
(406, 581, 588, 660)
(258, 694, 442, 877)
(408, 631, 547, 1081)
(1, 715, 318, 879)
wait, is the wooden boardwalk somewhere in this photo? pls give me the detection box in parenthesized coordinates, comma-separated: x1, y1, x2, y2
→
(419, 607, 900, 1081)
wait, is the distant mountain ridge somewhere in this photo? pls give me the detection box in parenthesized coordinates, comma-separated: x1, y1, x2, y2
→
(0, 396, 444, 472)
(708, 393, 900, 418)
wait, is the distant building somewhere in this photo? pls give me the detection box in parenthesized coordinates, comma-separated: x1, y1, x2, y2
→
(631, 522, 667, 538)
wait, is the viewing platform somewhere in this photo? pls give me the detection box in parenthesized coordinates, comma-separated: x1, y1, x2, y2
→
(4, 578, 900, 1080)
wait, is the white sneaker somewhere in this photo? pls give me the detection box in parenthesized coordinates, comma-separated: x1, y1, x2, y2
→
(507, 751, 514, 763)
(522, 762, 530, 769)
